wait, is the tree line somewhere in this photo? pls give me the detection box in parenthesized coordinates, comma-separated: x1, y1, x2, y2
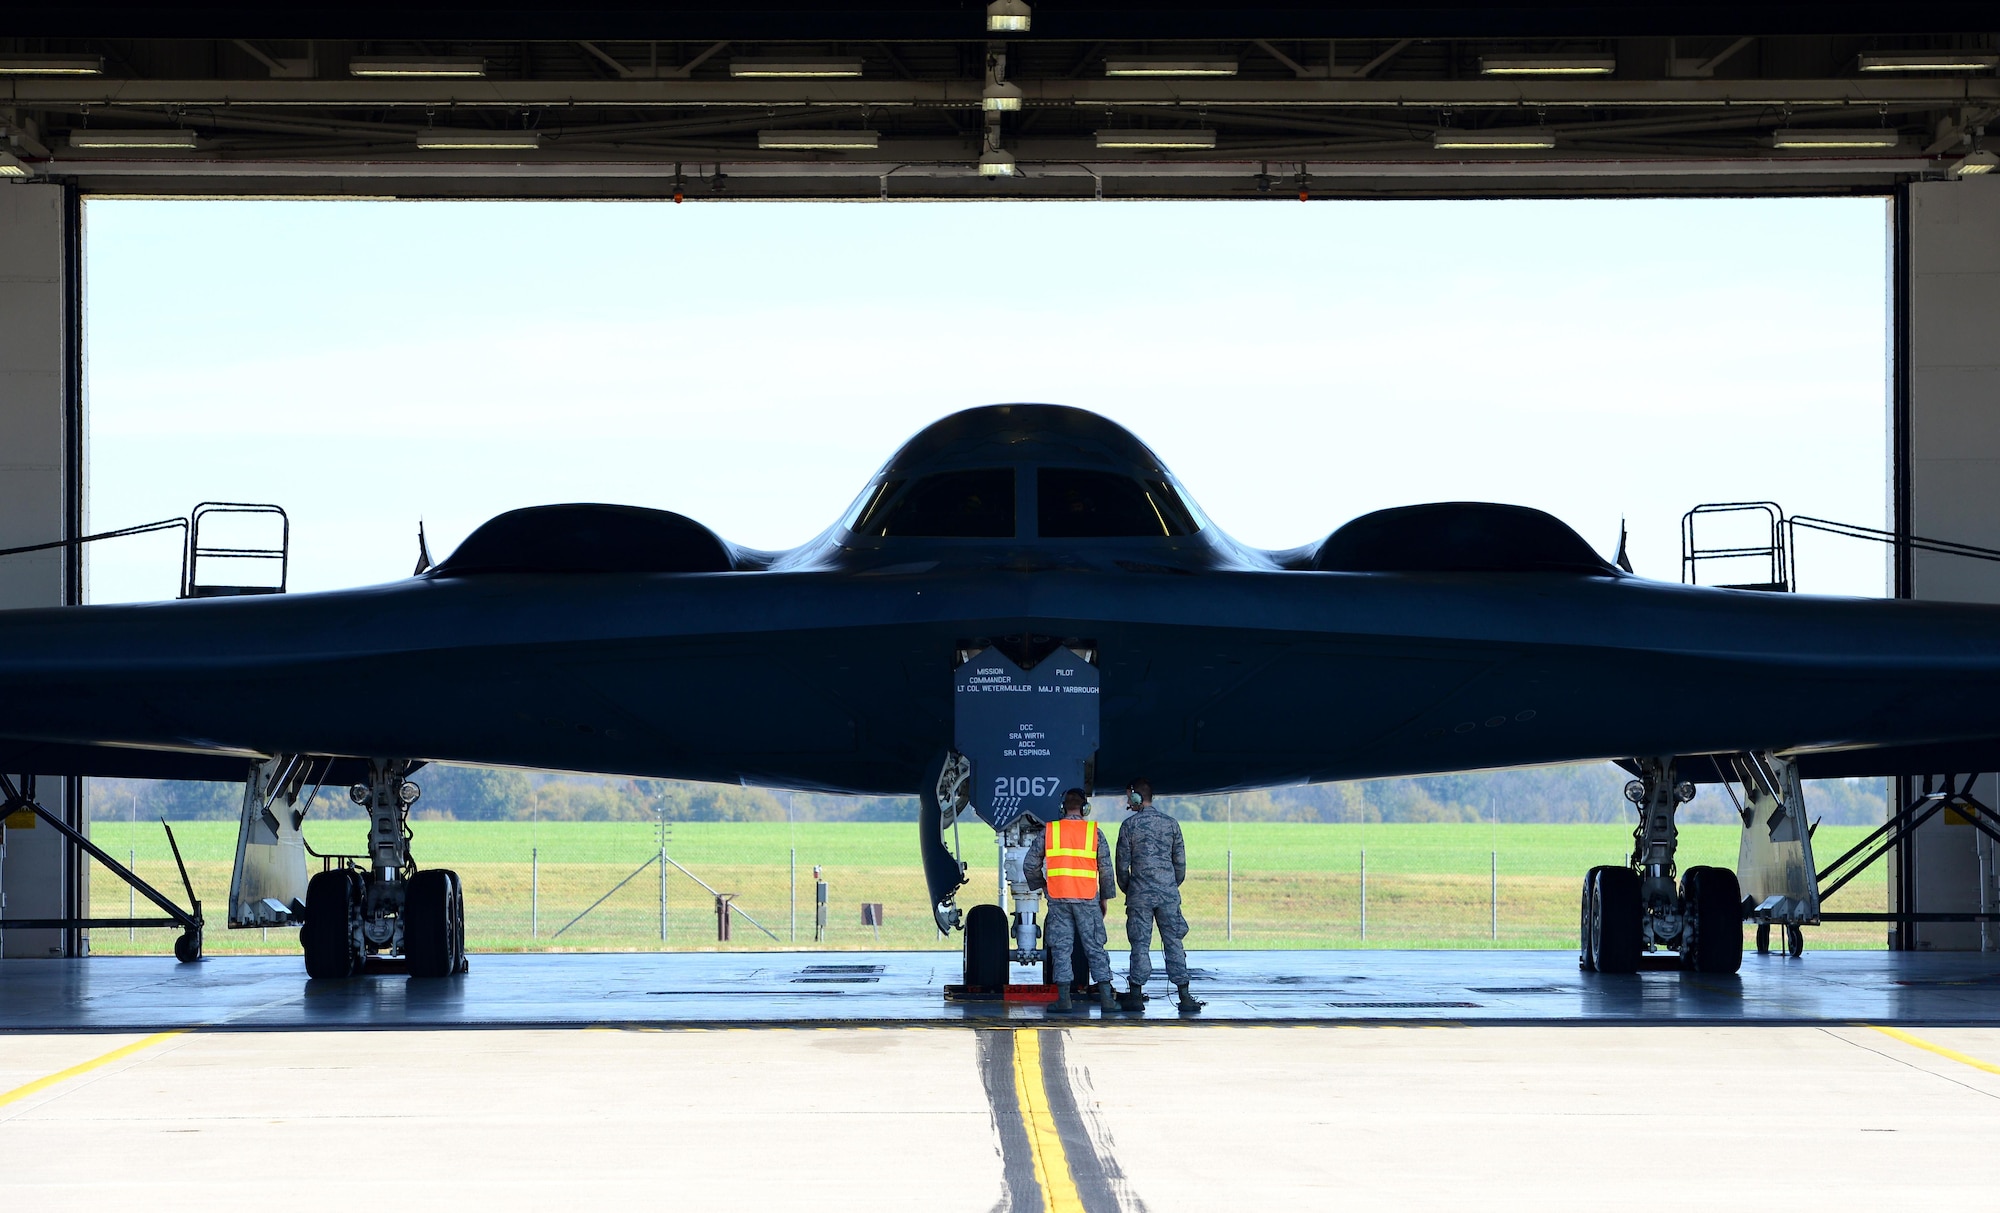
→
(89, 763, 1889, 825)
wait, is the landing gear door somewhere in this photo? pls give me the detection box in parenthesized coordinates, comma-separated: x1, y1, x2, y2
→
(1734, 752, 1820, 923)
(228, 755, 313, 928)
(955, 648, 1100, 829)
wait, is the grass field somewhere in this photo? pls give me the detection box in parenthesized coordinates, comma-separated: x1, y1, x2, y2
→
(76, 819, 1889, 957)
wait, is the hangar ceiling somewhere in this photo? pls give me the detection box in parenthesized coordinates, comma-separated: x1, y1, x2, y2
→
(2, 4, 1996, 198)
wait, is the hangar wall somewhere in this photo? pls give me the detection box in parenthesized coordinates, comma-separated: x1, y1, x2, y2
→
(1900, 177, 2000, 950)
(0, 182, 85, 958)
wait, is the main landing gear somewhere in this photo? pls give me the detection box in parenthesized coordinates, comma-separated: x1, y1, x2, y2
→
(1579, 757, 1744, 975)
(300, 759, 466, 980)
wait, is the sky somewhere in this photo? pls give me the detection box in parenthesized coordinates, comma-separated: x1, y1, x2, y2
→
(80, 196, 1890, 602)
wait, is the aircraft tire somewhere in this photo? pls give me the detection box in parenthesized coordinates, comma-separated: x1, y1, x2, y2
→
(302, 868, 363, 980)
(963, 903, 1010, 989)
(405, 869, 462, 979)
(451, 870, 470, 974)
(1679, 866, 1744, 974)
(1588, 867, 1642, 974)
(1578, 866, 1613, 972)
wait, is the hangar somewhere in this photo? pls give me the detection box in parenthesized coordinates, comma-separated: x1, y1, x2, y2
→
(1, 2, 1998, 967)
(9, 9, 2000, 1210)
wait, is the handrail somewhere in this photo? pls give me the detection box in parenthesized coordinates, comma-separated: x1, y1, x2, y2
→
(187, 502, 289, 596)
(1683, 502, 2000, 592)
(0, 502, 295, 599)
(1681, 501, 1787, 589)
(0, 516, 190, 595)
(1789, 515, 2000, 565)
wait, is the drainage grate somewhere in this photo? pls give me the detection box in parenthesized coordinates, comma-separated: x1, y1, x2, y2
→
(800, 964, 884, 975)
(1468, 987, 1569, 995)
(1330, 1001, 1481, 1009)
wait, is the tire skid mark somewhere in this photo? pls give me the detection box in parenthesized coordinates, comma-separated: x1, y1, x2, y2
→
(977, 1028, 1044, 1213)
(1040, 1029, 1149, 1213)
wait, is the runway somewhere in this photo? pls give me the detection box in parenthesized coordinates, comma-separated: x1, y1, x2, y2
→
(3, 949, 2000, 1031)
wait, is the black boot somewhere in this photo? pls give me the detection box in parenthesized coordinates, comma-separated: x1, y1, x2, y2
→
(1097, 982, 1116, 1013)
(1116, 987, 1147, 1012)
(1050, 984, 1075, 1013)
(1175, 983, 1206, 1014)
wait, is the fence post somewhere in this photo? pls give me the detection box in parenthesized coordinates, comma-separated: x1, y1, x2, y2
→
(1360, 848, 1367, 942)
(1490, 850, 1497, 942)
(659, 842, 668, 943)
(530, 847, 538, 940)
(790, 846, 797, 943)
(814, 866, 828, 942)
(128, 848, 136, 941)
(1226, 849, 1234, 942)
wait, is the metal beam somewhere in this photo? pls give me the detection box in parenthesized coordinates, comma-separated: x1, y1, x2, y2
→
(6, 3, 1996, 41)
(48, 152, 1936, 181)
(8, 77, 1998, 110)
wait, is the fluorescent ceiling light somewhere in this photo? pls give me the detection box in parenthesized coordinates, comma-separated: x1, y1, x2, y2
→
(1952, 149, 1999, 175)
(0, 55, 104, 75)
(730, 59, 864, 78)
(1433, 128, 1558, 150)
(1104, 59, 1238, 77)
(1771, 128, 1901, 149)
(1479, 55, 1616, 75)
(350, 57, 486, 78)
(757, 129, 880, 150)
(0, 149, 31, 178)
(1095, 129, 1217, 150)
(978, 148, 1017, 177)
(67, 130, 199, 150)
(986, 0, 1032, 33)
(1858, 52, 1999, 72)
(415, 129, 542, 150)
(983, 79, 1024, 112)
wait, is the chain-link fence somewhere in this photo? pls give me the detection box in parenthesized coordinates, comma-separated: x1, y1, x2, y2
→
(80, 819, 1889, 956)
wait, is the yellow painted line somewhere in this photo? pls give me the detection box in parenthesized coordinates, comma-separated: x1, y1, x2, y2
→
(1012, 1029, 1085, 1213)
(1867, 1025, 2000, 1077)
(0, 1031, 186, 1111)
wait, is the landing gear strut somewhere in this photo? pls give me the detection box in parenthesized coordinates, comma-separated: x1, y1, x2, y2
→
(998, 817, 1046, 968)
(299, 759, 465, 979)
(1579, 757, 1743, 975)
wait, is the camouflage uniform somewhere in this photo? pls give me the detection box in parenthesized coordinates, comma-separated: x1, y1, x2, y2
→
(1115, 805, 1191, 986)
(1025, 822, 1115, 987)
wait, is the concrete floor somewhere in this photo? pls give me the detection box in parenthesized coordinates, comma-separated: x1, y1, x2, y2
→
(4, 948, 2000, 1030)
(4, 1023, 1999, 1211)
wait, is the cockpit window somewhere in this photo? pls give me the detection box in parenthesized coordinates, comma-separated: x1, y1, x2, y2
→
(1037, 468, 1198, 538)
(843, 479, 904, 534)
(1146, 480, 1203, 536)
(862, 469, 1015, 538)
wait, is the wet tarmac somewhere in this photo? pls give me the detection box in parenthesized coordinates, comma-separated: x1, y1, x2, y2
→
(5, 948, 2000, 1031)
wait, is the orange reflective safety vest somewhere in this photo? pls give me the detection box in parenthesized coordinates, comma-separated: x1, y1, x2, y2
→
(1043, 819, 1101, 900)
